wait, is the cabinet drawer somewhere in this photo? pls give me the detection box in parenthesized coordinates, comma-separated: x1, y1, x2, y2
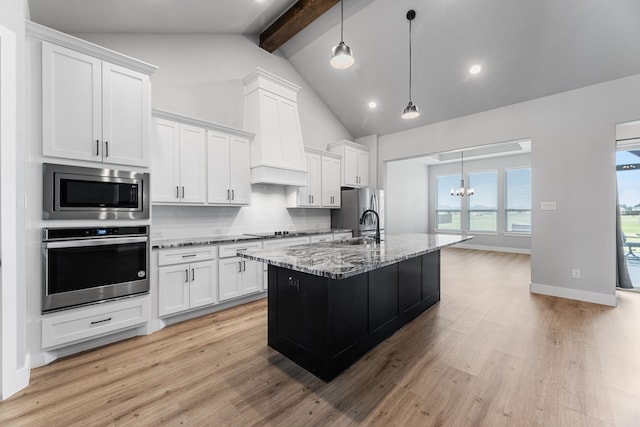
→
(42, 296, 150, 349)
(158, 246, 216, 266)
(219, 241, 262, 258)
(310, 234, 333, 243)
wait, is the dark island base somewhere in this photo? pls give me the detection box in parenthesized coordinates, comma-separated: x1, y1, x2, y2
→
(267, 250, 441, 382)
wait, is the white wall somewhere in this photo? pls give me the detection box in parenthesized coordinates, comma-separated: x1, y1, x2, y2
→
(427, 153, 531, 252)
(377, 75, 640, 306)
(385, 160, 429, 235)
(0, 0, 30, 399)
(151, 185, 330, 241)
(72, 33, 353, 151)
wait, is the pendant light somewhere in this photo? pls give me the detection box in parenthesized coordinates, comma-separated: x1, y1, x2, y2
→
(451, 151, 475, 196)
(330, 0, 354, 69)
(402, 10, 420, 119)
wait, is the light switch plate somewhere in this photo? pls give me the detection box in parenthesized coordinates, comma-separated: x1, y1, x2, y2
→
(541, 201, 557, 211)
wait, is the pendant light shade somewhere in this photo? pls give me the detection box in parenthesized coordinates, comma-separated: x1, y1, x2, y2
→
(402, 10, 419, 119)
(402, 101, 420, 120)
(331, 0, 354, 69)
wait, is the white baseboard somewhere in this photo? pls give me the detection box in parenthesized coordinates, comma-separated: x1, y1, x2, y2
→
(455, 243, 531, 254)
(530, 282, 617, 306)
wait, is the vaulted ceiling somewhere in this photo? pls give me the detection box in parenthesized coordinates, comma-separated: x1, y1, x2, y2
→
(28, 0, 640, 139)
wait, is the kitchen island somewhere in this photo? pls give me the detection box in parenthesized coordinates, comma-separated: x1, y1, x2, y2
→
(240, 233, 471, 381)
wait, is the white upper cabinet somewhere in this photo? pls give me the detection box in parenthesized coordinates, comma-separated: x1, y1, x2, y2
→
(286, 149, 341, 208)
(152, 109, 254, 206)
(151, 117, 206, 204)
(42, 41, 150, 167)
(321, 153, 341, 208)
(327, 140, 370, 188)
(207, 130, 251, 205)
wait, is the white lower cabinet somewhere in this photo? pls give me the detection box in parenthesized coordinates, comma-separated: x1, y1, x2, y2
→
(157, 246, 217, 317)
(333, 231, 353, 241)
(218, 241, 263, 302)
(41, 296, 150, 349)
(310, 233, 333, 243)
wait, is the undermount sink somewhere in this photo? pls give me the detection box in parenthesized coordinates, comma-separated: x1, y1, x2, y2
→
(342, 237, 383, 247)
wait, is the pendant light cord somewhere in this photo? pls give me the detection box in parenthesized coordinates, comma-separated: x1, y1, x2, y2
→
(340, 0, 344, 42)
(408, 17, 412, 102)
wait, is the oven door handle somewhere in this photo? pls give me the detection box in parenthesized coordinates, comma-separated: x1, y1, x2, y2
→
(44, 236, 148, 249)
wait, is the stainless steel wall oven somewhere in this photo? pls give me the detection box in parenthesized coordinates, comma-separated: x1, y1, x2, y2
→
(43, 163, 149, 220)
(42, 226, 149, 312)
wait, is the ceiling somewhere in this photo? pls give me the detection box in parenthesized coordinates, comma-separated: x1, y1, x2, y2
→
(28, 0, 640, 139)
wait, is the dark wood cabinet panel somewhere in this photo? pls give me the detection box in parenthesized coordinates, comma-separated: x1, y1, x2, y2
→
(422, 251, 440, 301)
(368, 263, 399, 333)
(399, 256, 422, 313)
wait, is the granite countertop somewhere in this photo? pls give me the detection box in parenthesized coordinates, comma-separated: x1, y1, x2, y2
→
(152, 229, 352, 249)
(239, 233, 473, 280)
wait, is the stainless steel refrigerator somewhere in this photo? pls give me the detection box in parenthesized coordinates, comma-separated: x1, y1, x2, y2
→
(331, 187, 384, 239)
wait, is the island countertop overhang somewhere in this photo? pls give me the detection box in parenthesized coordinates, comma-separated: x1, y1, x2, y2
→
(238, 233, 472, 280)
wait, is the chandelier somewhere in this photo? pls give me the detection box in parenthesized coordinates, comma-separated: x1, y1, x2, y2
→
(450, 151, 474, 197)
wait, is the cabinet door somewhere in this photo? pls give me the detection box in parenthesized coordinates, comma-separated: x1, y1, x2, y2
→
(207, 130, 231, 204)
(357, 150, 370, 187)
(242, 259, 263, 295)
(151, 118, 181, 203)
(229, 136, 252, 205)
(179, 124, 206, 203)
(343, 146, 359, 187)
(219, 257, 243, 301)
(307, 153, 322, 206)
(189, 260, 217, 309)
(102, 62, 150, 166)
(322, 156, 341, 207)
(158, 265, 190, 316)
(42, 42, 102, 162)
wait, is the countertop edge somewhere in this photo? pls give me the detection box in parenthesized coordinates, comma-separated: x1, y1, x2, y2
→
(151, 229, 352, 249)
(240, 235, 473, 279)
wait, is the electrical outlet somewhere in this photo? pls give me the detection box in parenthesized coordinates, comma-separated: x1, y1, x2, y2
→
(572, 268, 581, 279)
(541, 201, 557, 211)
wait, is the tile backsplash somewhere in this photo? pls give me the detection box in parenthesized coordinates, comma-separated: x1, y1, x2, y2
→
(151, 184, 331, 240)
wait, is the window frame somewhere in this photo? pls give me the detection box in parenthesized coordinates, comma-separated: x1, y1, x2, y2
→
(435, 173, 462, 231)
(504, 166, 532, 235)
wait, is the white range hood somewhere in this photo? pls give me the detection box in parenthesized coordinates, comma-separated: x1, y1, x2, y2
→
(243, 68, 308, 186)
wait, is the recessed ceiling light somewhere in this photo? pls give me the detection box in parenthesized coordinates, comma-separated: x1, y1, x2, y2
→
(368, 101, 377, 109)
(469, 64, 482, 75)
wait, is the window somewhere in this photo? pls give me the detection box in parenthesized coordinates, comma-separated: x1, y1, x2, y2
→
(505, 168, 531, 233)
(436, 175, 461, 230)
(468, 171, 497, 231)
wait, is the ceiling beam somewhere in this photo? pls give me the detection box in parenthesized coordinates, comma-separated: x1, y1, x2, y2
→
(260, 0, 339, 53)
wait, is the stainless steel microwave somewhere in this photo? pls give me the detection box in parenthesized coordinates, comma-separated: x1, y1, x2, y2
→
(43, 163, 149, 220)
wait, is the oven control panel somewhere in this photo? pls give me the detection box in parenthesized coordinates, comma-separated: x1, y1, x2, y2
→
(43, 226, 149, 241)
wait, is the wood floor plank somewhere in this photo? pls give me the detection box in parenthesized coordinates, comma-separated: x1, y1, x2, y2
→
(2, 248, 640, 426)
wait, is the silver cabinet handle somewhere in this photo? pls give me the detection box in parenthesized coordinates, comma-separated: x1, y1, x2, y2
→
(105, 141, 109, 157)
(232, 189, 235, 200)
(192, 268, 195, 281)
(238, 261, 242, 273)
(91, 317, 111, 325)
(227, 189, 230, 200)
(243, 260, 246, 271)
(96, 140, 100, 156)
(176, 186, 180, 198)
(185, 269, 189, 283)
(182, 254, 196, 258)
(182, 187, 185, 198)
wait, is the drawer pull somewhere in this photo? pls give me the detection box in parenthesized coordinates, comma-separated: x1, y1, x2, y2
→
(90, 317, 112, 325)
(182, 254, 197, 258)
(288, 276, 300, 290)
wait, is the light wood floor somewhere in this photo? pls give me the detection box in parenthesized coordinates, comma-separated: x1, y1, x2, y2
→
(2, 248, 640, 426)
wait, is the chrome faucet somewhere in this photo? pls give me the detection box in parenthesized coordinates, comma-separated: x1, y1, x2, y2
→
(359, 209, 381, 243)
